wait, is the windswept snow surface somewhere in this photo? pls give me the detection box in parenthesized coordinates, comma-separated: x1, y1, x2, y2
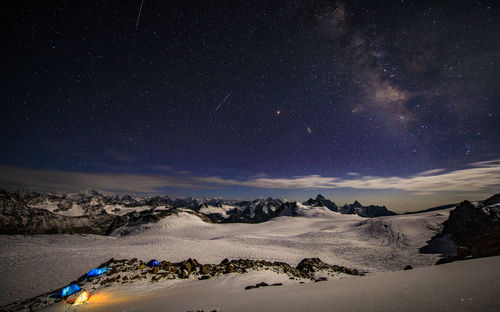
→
(42, 255, 500, 312)
(0, 209, 453, 306)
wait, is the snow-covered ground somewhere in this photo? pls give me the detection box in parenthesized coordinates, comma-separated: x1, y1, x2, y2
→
(0, 208, 453, 307)
(42, 255, 500, 312)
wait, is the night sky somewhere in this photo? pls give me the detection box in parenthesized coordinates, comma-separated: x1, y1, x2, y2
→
(1, 0, 499, 211)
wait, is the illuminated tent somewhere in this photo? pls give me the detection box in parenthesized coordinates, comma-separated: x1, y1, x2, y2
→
(147, 259, 160, 267)
(54, 284, 81, 298)
(86, 267, 108, 277)
(73, 291, 90, 305)
(67, 291, 90, 305)
(66, 290, 90, 305)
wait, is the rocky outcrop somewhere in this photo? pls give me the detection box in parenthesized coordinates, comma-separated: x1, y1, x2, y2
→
(0, 257, 363, 311)
(419, 195, 500, 265)
(296, 258, 360, 276)
(339, 200, 397, 217)
(303, 194, 338, 212)
(435, 199, 500, 264)
(245, 282, 283, 289)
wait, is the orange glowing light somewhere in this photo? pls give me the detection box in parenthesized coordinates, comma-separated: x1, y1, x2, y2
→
(87, 292, 112, 304)
(73, 291, 90, 305)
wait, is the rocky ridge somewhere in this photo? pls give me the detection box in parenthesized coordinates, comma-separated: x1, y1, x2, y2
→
(303, 194, 396, 217)
(420, 194, 500, 264)
(0, 257, 363, 311)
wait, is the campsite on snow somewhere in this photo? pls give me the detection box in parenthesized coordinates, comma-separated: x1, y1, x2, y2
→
(2, 0, 500, 311)
(0, 190, 499, 311)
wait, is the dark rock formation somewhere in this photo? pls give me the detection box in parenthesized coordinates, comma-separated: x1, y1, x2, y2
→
(436, 199, 500, 263)
(314, 277, 328, 282)
(303, 194, 338, 212)
(419, 195, 500, 265)
(339, 200, 397, 217)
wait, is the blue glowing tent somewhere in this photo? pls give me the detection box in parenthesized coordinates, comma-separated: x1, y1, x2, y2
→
(147, 259, 160, 267)
(86, 267, 108, 277)
(54, 283, 81, 298)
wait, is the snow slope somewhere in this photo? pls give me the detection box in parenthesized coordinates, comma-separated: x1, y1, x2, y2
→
(42, 255, 500, 312)
(0, 208, 453, 306)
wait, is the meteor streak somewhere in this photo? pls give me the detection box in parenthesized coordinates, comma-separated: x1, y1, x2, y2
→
(215, 92, 231, 112)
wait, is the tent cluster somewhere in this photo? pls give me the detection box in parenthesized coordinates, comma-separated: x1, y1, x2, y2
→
(52, 265, 109, 305)
(51, 261, 157, 306)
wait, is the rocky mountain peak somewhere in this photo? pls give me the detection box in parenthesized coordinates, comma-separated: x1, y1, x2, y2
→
(315, 194, 326, 201)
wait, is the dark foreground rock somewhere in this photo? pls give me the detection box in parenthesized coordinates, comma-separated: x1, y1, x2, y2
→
(420, 195, 500, 265)
(245, 282, 284, 290)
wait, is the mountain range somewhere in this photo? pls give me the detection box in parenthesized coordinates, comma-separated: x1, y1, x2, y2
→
(0, 189, 395, 235)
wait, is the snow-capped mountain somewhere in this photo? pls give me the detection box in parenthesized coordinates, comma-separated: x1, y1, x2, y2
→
(0, 189, 400, 235)
(0, 189, 448, 236)
(338, 200, 397, 217)
(0, 189, 116, 235)
(302, 194, 338, 211)
(303, 194, 396, 217)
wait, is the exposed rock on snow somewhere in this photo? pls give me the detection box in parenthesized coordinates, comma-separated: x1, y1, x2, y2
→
(296, 258, 360, 276)
(303, 194, 338, 212)
(339, 200, 397, 217)
(0, 189, 115, 235)
(303, 194, 398, 217)
(0, 257, 361, 311)
(420, 194, 500, 264)
(245, 281, 283, 289)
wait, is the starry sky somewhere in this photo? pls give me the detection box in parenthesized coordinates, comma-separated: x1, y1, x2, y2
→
(1, 0, 499, 211)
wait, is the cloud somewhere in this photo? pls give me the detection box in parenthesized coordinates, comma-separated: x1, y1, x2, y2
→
(1, 159, 499, 195)
(198, 159, 500, 194)
(415, 168, 446, 176)
(0, 166, 204, 193)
